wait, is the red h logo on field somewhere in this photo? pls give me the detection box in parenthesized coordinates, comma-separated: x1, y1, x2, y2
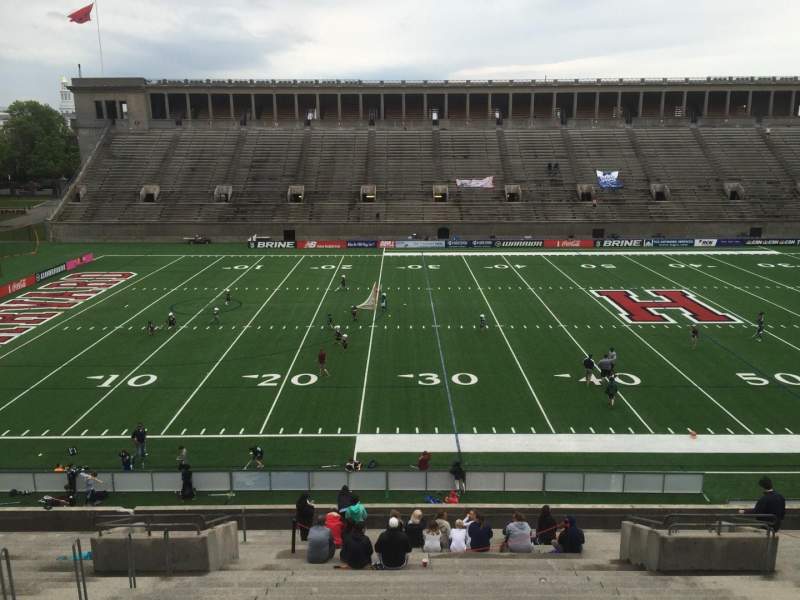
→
(591, 289, 740, 324)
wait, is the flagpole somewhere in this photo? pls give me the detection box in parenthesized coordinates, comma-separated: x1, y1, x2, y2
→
(94, 0, 104, 74)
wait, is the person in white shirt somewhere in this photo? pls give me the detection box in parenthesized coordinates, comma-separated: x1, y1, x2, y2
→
(449, 519, 469, 553)
(423, 521, 443, 553)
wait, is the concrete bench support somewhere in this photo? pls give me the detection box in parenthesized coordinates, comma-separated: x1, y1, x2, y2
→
(620, 520, 778, 573)
(91, 521, 239, 573)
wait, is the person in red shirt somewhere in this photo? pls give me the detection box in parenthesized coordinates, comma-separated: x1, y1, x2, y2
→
(417, 451, 432, 471)
(318, 348, 329, 376)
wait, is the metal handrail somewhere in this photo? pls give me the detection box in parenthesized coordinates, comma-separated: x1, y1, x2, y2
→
(626, 513, 779, 536)
(126, 533, 136, 589)
(0, 548, 16, 600)
(71, 539, 88, 600)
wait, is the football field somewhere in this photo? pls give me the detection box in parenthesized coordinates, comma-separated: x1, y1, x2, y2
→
(1, 244, 800, 487)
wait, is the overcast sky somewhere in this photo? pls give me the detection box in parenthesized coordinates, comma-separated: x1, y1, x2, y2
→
(2, 0, 798, 109)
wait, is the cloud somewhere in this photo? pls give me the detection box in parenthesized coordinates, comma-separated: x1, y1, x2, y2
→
(1, 0, 799, 108)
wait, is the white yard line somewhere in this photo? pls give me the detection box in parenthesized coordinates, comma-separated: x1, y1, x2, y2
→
(0, 256, 185, 361)
(503, 256, 654, 433)
(669, 257, 800, 319)
(60, 257, 264, 435)
(354, 249, 386, 447)
(462, 256, 556, 433)
(542, 256, 754, 434)
(707, 255, 800, 293)
(626, 256, 800, 354)
(0, 257, 225, 415)
(160, 256, 306, 434)
(259, 256, 345, 433)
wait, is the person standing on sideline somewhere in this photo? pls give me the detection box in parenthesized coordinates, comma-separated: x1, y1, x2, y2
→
(583, 354, 595, 385)
(176, 446, 188, 468)
(318, 347, 329, 377)
(179, 463, 194, 500)
(739, 476, 786, 531)
(131, 423, 147, 467)
(80, 471, 103, 506)
(119, 450, 133, 471)
(450, 460, 466, 493)
(417, 450, 432, 471)
(605, 375, 618, 408)
(691, 325, 699, 349)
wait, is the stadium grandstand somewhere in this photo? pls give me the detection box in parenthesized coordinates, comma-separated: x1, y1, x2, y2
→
(50, 76, 800, 241)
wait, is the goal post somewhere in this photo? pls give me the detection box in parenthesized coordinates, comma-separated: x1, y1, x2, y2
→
(357, 282, 380, 311)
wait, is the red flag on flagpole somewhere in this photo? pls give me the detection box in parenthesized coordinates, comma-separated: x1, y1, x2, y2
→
(68, 3, 94, 24)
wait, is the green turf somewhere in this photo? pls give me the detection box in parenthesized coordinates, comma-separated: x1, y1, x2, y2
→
(1, 243, 799, 504)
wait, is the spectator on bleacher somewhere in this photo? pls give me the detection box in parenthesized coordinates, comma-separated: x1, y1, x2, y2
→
(340, 523, 373, 570)
(406, 509, 426, 548)
(552, 516, 585, 554)
(463, 509, 477, 529)
(740, 477, 786, 531)
(449, 519, 469, 553)
(390, 509, 405, 531)
(467, 513, 493, 552)
(435, 511, 451, 549)
(503, 512, 533, 553)
(307, 517, 336, 564)
(337, 485, 355, 512)
(295, 493, 315, 541)
(423, 520, 443, 553)
(375, 517, 412, 568)
(535, 505, 558, 546)
(325, 509, 344, 548)
(343, 495, 368, 527)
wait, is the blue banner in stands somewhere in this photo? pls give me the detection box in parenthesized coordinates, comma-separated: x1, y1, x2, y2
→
(715, 239, 746, 247)
(347, 241, 377, 248)
(596, 170, 623, 189)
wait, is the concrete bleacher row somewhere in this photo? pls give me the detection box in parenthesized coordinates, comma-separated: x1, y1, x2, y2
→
(1, 527, 799, 600)
(58, 124, 800, 226)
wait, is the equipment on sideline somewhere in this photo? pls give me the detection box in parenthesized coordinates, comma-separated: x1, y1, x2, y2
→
(357, 282, 380, 311)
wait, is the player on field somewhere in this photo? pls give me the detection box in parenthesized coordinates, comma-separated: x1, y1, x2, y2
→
(608, 347, 617, 371)
(341, 333, 349, 350)
(334, 324, 343, 344)
(380, 291, 387, 312)
(327, 313, 334, 329)
(351, 305, 358, 321)
(318, 347, 330, 376)
(597, 354, 613, 379)
(131, 423, 148, 467)
(754, 311, 765, 341)
(167, 312, 177, 329)
(340, 274, 347, 291)
(583, 354, 595, 385)
(213, 306, 220, 324)
(691, 325, 699, 349)
(605, 375, 618, 408)
(147, 320, 156, 336)
(245, 445, 265, 470)
(225, 289, 231, 305)
(479, 314, 487, 330)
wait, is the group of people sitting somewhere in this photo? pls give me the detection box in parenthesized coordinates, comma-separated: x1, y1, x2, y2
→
(296, 490, 585, 569)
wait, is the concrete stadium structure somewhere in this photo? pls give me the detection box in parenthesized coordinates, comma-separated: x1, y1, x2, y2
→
(51, 77, 800, 241)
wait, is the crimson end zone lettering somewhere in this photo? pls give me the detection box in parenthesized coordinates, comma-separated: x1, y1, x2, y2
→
(0, 271, 135, 345)
(591, 289, 740, 324)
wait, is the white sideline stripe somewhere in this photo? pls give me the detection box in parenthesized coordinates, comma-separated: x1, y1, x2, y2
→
(543, 256, 754, 434)
(259, 256, 345, 433)
(0, 256, 184, 361)
(708, 255, 800, 294)
(388, 250, 780, 257)
(160, 256, 305, 434)
(462, 256, 555, 433)
(354, 433, 800, 454)
(0, 257, 224, 415)
(628, 256, 800, 355)
(504, 256, 654, 434)
(61, 257, 262, 435)
(354, 249, 386, 445)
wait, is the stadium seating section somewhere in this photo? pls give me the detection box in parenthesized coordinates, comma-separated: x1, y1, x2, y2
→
(57, 124, 800, 225)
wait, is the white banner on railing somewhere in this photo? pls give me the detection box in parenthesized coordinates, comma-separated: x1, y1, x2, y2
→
(456, 176, 494, 188)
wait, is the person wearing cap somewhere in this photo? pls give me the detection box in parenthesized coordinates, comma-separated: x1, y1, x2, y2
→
(375, 516, 412, 569)
(306, 516, 335, 564)
(553, 516, 585, 553)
